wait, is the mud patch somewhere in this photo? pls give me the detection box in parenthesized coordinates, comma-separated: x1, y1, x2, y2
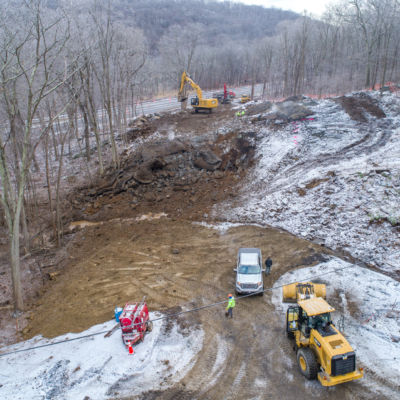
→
(304, 178, 329, 190)
(162, 305, 201, 337)
(335, 93, 386, 122)
(140, 389, 196, 400)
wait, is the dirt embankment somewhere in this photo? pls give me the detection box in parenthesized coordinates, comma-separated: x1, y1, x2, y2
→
(69, 110, 256, 223)
(335, 92, 386, 122)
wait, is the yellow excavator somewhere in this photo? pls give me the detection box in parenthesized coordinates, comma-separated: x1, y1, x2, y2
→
(178, 71, 218, 113)
(283, 282, 363, 386)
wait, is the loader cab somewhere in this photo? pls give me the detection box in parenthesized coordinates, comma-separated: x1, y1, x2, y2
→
(286, 306, 312, 338)
(286, 305, 300, 336)
(287, 298, 336, 338)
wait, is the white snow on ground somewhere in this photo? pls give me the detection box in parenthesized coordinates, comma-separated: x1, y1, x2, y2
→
(216, 91, 400, 274)
(271, 258, 400, 394)
(193, 221, 264, 233)
(0, 314, 203, 400)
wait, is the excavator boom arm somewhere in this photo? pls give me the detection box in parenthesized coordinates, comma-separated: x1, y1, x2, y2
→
(178, 71, 203, 101)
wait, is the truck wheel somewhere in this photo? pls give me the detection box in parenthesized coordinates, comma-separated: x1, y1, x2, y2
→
(146, 320, 153, 332)
(297, 347, 318, 380)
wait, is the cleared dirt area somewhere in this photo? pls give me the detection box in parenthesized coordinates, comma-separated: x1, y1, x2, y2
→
(25, 219, 328, 338)
(25, 218, 375, 400)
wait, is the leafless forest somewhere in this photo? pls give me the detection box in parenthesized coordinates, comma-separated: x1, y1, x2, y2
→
(1, 0, 400, 313)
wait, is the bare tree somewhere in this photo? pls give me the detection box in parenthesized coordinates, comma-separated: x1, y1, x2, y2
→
(0, 0, 77, 311)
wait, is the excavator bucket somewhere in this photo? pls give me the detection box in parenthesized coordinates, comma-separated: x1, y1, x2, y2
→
(282, 282, 326, 303)
(178, 92, 188, 102)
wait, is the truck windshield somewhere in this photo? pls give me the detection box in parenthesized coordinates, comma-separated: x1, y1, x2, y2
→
(239, 265, 260, 274)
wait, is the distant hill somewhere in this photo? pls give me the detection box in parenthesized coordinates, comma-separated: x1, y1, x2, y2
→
(117, 0, 299, 49)
(48, 0, 299, 52)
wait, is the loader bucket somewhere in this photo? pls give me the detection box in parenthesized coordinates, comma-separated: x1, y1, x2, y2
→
(282, 282, 326, 303)
(313, 283, 326, 299)
(282, 282, 299, 303)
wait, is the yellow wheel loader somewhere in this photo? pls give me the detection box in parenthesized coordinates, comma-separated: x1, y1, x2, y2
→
(240, 94, 250, 103)
(178, 71, 218, 113)
(284, 282, 363, 386)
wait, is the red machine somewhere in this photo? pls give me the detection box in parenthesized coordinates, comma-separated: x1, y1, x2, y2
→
(224, 83, 236, 99)
(120, 297, 153, 347)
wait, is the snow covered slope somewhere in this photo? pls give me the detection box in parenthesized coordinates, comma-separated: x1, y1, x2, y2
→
(0, 315, 203, 400)
(217, 91, 400, 275)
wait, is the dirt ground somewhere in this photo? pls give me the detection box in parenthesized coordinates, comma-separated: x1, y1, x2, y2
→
(24, 220, 329, 339)
(26, 218, 371, 400)
(0, 104, 391, 399)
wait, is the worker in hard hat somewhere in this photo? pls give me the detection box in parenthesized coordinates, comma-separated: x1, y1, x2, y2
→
(225, 294, 236, 318)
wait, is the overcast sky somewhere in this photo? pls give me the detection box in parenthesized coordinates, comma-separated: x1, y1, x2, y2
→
(231, 0, 334, 16)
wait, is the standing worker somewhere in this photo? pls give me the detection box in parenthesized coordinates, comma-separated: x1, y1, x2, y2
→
(265, 257, 272, 275)
(225, 294, 235, 318)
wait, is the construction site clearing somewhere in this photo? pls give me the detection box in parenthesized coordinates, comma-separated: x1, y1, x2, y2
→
(0, 90, 399, 400)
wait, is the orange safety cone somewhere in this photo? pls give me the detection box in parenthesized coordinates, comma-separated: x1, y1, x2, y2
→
(128, 343, 134, 355)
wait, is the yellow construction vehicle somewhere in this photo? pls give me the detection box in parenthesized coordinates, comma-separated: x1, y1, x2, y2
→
(282, 282, 326, 303)
(240, 94, 250, 103)
(178, 71, 218, 113)
(284, 282, 363, 386)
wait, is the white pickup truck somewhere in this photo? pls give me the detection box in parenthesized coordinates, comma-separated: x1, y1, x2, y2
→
(234, 248, 265, 296)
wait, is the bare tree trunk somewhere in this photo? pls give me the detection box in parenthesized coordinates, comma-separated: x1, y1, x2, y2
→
(21, 202, 30, 254)
(10, 220, 23, 311)
(80, 103, 91, 161)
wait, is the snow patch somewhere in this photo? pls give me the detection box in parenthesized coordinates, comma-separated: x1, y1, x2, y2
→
(193, 221, 265, 233)
(0, 315, 203, 400)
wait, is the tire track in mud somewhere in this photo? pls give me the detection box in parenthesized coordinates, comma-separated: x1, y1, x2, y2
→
(172, 290, 380, 400)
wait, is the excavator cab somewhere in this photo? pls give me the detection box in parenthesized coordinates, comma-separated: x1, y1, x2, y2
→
(191, 97, 199, 106)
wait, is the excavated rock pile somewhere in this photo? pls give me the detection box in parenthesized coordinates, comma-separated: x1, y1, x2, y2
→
(71, 128, 256, 217)
(248, 97, 314, 126)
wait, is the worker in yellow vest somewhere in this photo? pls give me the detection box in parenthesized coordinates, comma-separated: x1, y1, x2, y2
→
(225, 294, 236, 318)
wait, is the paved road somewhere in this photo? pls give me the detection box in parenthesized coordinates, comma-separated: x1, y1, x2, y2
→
(130, 83, 264, 118)
(28, 83, 265, 141)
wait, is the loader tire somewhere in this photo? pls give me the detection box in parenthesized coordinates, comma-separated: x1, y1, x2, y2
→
(297, 347, 318, 380)
(146, 320, 153, 332)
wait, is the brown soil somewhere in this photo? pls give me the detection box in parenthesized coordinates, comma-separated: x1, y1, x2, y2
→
(305, 178, 329, 189)
(335, 93, 386, 122)
(23, 220, 327, 339)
